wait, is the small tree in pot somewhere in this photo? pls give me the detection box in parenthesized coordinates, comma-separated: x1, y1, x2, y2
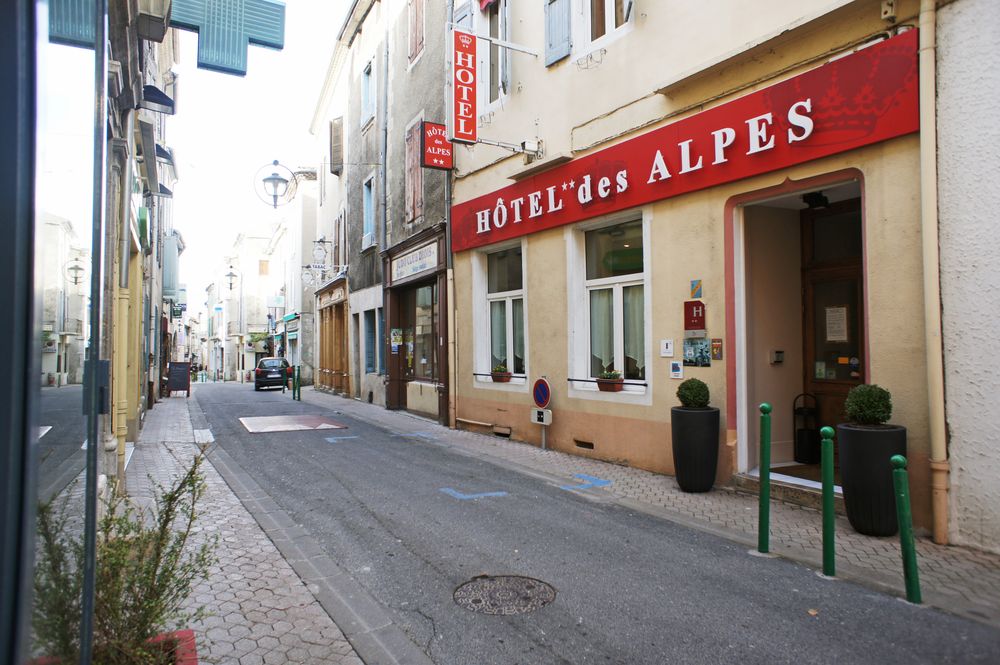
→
(837, 384, 907, 536)
(671, 378, 720, 492)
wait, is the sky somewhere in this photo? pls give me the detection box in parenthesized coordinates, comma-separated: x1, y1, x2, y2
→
(170, 0, 345, 308)
(38, 0, 347, 313)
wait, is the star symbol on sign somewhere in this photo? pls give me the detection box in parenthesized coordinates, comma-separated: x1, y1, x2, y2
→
(569, 179, 576, 189)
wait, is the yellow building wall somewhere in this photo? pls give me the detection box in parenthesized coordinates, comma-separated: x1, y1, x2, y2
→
(453, 136, 931, 526)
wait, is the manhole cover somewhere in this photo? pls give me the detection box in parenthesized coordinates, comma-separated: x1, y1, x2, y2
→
(453, 575, 556, 615)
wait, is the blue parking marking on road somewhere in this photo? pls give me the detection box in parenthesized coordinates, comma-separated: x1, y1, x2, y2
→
(325, 436, 359, 442)
(560, 473, 612, 491)
(440, 487, 509, 500)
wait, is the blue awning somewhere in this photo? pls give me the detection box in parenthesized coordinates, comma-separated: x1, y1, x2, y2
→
(139, 84, 175, 114)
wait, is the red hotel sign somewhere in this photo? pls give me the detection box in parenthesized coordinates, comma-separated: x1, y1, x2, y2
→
(452, 30, 919, 252)
(452, 29, 477, 144)
(421, 122, 453, 170)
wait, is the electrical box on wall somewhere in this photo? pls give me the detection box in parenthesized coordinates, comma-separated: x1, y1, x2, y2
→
(769, 350, 785, 365)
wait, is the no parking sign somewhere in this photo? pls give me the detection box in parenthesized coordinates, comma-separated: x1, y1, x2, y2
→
(532, 378, 551, 409)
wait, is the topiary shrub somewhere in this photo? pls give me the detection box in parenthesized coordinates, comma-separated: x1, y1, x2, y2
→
(844, 384, 893, 426)
(676, 378, 710, 409)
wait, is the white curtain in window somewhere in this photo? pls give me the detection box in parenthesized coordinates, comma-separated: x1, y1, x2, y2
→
(590, 289, 613, 373)
(512, 298, 524, 373)
(624, 284, 644, 372)
(490, 300, 507, 367)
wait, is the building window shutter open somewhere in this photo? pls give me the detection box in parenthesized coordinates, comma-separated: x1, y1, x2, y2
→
(329, 117, 343, 175)
(405, 121, 423, 223)
(545, 0, 571, 66)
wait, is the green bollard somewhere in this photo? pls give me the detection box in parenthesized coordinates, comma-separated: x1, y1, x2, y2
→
(891, 455, 922, 604)
(821, 426, 836, 577)
(758, 403, 772, 554)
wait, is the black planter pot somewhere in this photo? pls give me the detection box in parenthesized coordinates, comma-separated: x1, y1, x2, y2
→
(837, 423, 907, 536)
(670, 407, 720, 493)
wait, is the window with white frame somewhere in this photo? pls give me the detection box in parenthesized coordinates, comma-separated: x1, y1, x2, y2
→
(454, 1, 508, 110)
(589, 0, 633, 42)
(487, 246, 524, 376)
(362, 176, 375, 249)
(361, 60, 375, 124)
(585, 219, 645, 381)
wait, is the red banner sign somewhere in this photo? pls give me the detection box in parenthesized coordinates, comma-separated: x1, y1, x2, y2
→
(421, 121, 453, 170)
(451, 30, 919, 252)
(452, 29, 477, 144)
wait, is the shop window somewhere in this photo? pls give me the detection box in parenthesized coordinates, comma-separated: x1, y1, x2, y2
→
(413, 284, 436, 380)
(488, 247, 524, 376)
(364, 309, 376, 373)
(570, 218, 647, 392)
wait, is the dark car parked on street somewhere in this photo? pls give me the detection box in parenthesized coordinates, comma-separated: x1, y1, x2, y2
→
(254, 357, 291, 391)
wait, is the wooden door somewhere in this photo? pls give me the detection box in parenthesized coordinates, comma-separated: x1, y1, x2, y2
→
(801, 198, 865, 430)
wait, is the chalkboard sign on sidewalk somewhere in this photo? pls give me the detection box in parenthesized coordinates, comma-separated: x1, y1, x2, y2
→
(167, 361, 191, 397)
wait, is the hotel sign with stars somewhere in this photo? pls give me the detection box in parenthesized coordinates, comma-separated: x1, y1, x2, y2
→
(421, 122, 453, 171)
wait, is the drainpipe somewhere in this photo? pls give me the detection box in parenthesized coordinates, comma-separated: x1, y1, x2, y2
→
(445, 0, 457, 428)
(380, 35, 388, 250)
(918, 0, 949, 545)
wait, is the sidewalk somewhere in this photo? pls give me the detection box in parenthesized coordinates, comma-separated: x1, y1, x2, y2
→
(299, 387, 1000, 629)
(130, 396, 363, 665)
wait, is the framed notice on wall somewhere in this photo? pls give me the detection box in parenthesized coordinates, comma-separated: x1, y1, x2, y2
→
(825, 305, 849, 343)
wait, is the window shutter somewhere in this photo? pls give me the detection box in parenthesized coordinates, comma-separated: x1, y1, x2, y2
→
(405, 122, 422, 223)
(545, 0, 571, 66)
(377, 308, 385, 374)
(365, 310, 376, 372)
(329, 117, 343, 175)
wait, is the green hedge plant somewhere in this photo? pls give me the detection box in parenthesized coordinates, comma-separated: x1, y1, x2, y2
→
(677, 378, 711, 409)
(32, 449, 217, 664)
(844, 384, 893, 426)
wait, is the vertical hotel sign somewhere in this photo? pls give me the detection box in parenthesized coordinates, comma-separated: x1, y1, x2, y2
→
(452, 29, 477, 143)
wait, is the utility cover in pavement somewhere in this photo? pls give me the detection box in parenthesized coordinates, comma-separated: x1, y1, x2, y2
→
(239, 415, 347, 433)
(453, 576, 556, 615)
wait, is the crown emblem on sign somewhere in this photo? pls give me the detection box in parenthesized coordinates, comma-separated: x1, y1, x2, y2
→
(765, 37, 916, 147)
(458, 33, 473, 47)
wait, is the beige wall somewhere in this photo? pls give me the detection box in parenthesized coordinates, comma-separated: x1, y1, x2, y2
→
(454, 136, 931, 523)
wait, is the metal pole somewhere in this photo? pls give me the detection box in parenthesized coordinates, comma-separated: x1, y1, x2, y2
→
(80, 1, 109, 661)
(821, 426, 836, 577)
(758, 403, 772, 554)
(892, 455, 922, 603)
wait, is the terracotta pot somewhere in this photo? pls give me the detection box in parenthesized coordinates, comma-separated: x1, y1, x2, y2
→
(30, 629, 198, 665)
(491, 372, 512, 383)
(596, 378, 624, 392)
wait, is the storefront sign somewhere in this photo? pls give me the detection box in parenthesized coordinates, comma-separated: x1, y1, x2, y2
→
(391, 242, 438, 282)
(452, 29, 477, 143)
(286, 318, 299, 333)
(391, 328, 403, 353)
(451, 30, 919, 252)
(319, 286, 345, 308)
(422, 122, 453, 170)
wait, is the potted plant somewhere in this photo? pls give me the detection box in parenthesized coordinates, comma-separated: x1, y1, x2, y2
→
(32, 451, 217, 664)
(491, 363, 512, 383)
(670, 378, 720, 492)
(837, 384, 907, 536)
(596, 370, 624, 392)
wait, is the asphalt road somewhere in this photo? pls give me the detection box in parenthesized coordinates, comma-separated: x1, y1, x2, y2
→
(36, 384, 87, 500)
(197, 383, 1000, 664)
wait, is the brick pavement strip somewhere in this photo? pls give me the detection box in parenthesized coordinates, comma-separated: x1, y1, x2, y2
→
(299, 387, 1000, 629)
(130, 396, 364, 665)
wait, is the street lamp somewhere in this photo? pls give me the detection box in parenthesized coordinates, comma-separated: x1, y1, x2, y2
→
(225, 264, 245, 382)
(261, 160, 289, 208)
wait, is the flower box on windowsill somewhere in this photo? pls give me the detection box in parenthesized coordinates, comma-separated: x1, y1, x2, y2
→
(596, 378, 624, 392)
(491, 372, 512, 383)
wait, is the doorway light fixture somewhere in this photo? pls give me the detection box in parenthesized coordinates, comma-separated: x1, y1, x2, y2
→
(803, 191, 830, 210)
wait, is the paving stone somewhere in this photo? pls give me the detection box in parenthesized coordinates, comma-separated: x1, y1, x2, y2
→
(125, 395, 365, 664)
